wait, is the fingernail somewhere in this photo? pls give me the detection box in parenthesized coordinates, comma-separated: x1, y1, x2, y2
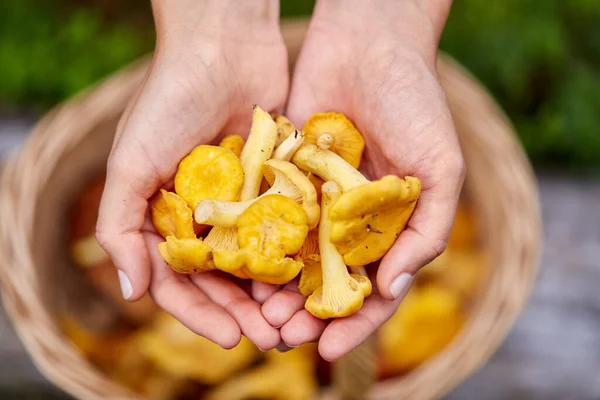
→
(286, 344, 298, 349)
(117, 270, 133, 300)
(390, 273, 413, 299)
(273, 325, 283, 329)
(258, 347, 267, 352)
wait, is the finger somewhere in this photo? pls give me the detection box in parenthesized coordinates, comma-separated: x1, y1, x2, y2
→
(96, 153, 160, 301)
(280, 309, 328, 347)
(251, 281, 279, 305)
(191, 273, 281, 351)
(145, 232, 241, 349)
(261, 280, 306, 328)
(318, 292, 408, 362)
(378, 160, 465, 300)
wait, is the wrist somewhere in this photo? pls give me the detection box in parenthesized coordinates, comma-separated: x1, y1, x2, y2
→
(152, 0, 281, 49)
(313, 0, 452, 65)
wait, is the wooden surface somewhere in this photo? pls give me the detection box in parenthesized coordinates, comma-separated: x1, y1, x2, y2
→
(1, 121, 599, 399)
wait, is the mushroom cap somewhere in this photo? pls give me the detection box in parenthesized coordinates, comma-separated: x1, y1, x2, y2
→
(157, 236, 213, 274)
(329, 175, 421, 266)
(205, 344, 318, 400)
(237, 194, 308, 259)
(264, 159, 320, 230)
(378, 284, 464, 372)
(151, 189, 197, 239)
(296, 230, 322, 296)
(137, 312, 258, 384)
(217, 194, 308, 284)
(303, 112, 365, 169)
(219, 134, 245, 157)
(297, 255, 322, 296)
(305, 274, 372, 319)
(174, 145, 244, 209)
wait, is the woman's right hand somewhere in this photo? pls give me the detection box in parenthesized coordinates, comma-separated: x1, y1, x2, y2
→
(96, 0, 288, 350)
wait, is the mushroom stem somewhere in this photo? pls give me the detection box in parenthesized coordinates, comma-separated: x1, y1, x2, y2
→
(239, 106, 278, 201)
(319, 182, 352, 287)
(195, 200, 252, 228)
(317, 133, 335, 150)
(292, 143, 368, 191)
(349, 266, 368, 277)
(195, 160, 320, 230)
(305, 181, 372, 318)
(273, 130, 304, 161)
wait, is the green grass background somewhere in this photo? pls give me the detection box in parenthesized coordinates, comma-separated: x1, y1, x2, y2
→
(1, 0, 599, 170)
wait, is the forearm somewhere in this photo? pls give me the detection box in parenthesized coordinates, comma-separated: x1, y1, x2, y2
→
(313, 0, 452, 61)
(152, 0, 281, 48)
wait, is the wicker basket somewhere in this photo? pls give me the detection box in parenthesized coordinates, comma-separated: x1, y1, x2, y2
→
(0, 19, 541, 400)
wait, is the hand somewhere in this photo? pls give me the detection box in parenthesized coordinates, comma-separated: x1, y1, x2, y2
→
(257, 0, 464, 360)
(96, 0, 287, 350)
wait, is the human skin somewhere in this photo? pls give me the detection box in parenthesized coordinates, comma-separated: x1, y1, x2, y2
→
(256, 0, 465, 360)
(96, 0, 464, 359)
(95, 0, 289, 351)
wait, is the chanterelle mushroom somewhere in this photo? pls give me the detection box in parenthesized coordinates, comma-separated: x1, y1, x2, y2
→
(273, 130, 305, 161)
(238, 105, 278, 201)
(205, 345, 318, 400)
(150, 189, 196, 239)
(329, 175, 421, 266)
(157, 236, 213, 274)
(219, 134, 245, 157)
(272, 113, 298, 147)
(292, 143, 421, 266)
(297, 230, 322, 297)
(174, 145, 244, 209)
(215, 194, 308, 285)
(305, 182, 372, 319)
(303, 112, 365, 169)
(137, 312, 258, 384)
(195, 159, 319, 230)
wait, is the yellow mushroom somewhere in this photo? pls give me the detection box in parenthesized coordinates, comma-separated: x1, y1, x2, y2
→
(157, 236, 213, 274)
(219, 134, 245, 157)
(305, 182, 372, 319)
(136, 312, 258, 384)
(150, 189, 196, 239)
(329, 175, 421, 266)
(174, 145, 244, 209)
(316, 133, 335, 150)
(297, 230, 322, 297)
(215, 194, 308, 285)
(303, 112, 365, 169)
(70, 234, 109, 268)
(272, 113, 298, 147)
(195, 159, 320, 230)
(292, 143, 421, 266)
(205, 345, 318, 400)
(378, 284, 464, 373)
(298, 256, 322, 297)
(421, 247, 486, 300)
(273, 130, 305, 161)
(239, 105, 278, 201)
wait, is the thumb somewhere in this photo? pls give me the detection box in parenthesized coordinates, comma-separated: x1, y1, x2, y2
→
(377, 164, 465, 300)
(96, 149, 159, 301)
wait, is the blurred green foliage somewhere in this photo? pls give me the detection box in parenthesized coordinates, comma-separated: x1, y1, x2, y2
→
(440, 0, 600, 169)
(0, 0, 598, 169)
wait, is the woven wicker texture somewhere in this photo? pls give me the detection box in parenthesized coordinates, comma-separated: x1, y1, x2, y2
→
(0, 19, 541, 400)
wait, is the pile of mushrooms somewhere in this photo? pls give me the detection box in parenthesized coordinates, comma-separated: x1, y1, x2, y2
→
(152, 105, 421, 318)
